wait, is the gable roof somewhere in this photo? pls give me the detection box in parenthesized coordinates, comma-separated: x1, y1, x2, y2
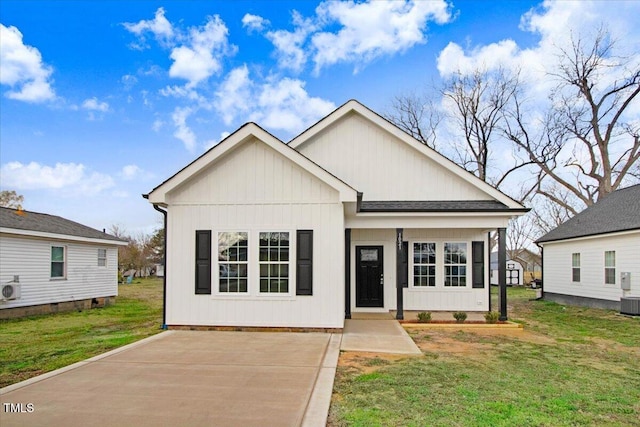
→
(0, 207, 126, 245)
(288, 99, 526, 211)
(146, 122, 359, 204)
(536, 184, 640, 243)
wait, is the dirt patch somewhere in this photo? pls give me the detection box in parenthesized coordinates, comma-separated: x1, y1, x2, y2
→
(338, 352, 412, 374)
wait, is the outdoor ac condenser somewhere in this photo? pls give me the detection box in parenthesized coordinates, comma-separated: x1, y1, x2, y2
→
(1, 282, 21, 301)
(620, 297, 640, 316)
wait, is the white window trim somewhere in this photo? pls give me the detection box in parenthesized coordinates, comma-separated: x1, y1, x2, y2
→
(212, 229, 296, 299)
(98, 248, 107, 267)
(571, 253, 580, 283)
(443, 241, 469, 288)
(50, 244, 67, 280)
(604, 250, 616, 285)
(408, 240, 471, 290)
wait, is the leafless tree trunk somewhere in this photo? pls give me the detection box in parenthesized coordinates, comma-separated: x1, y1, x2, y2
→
(504, 29, 640, 211)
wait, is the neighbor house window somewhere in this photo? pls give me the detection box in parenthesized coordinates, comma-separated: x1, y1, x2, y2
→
(572, 253, 580, 282)
(218, 232, 248, 293)
(444, 243, 467, 287)
(604, 251, 615, 285)
(98, 249, 107, 267)
(259, 232, 289, 293)
(413, 243, 436, 287)
(51, 246, 66, 278)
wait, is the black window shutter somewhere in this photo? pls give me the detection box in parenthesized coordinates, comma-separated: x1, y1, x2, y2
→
(399, 241, 409, 288)
(472, 241, 484, 289)
(296, 230, 313, 295)
(195, 230, 212, 294)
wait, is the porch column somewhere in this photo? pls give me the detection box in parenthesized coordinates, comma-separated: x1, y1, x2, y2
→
(498, 227, 508, 321)
(396, 228, 404, 320)
(345, 228, 351, 319)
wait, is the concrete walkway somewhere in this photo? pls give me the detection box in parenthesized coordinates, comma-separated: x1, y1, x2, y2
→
(340, 319, 422, 355)
(1, 330, 340, 427)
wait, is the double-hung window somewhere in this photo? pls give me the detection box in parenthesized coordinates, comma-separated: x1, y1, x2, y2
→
(98, 249, 107, 267)
(413, 243, 436, 287)
(218, 232, 248, 293)
(572, 253, 580, 282)
(259, 232, 290, 293)
(444, 243, 467, 287)
(604, 251, 615, 285)
(51, 246, 66, 279)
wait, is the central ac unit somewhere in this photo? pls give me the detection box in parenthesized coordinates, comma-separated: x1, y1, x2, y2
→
(1, 283, 21, 301)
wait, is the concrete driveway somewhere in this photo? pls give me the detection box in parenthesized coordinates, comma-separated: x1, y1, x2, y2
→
(1, 331, 340, 427)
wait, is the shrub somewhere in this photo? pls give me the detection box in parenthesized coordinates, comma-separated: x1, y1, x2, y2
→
(484, 311, 500, 323)
(417, 312, 432, 323)
(453, 311, 467, 323)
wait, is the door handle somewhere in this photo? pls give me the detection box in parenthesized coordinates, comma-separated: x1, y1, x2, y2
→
(380, 274, 384, 285)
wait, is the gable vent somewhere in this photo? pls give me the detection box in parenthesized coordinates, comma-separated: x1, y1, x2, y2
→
(620, 297, 640, 316)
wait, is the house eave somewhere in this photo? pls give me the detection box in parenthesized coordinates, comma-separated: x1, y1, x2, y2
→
(0, 228, 129, 246)
(536, 228, 640, 245)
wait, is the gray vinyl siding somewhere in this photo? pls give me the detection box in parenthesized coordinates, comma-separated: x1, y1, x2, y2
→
(0, 234, 118, 309)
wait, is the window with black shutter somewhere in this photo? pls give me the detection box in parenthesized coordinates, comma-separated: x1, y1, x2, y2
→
(296, 230, 313, 295)
(195, 230, 212, 294)
(472, 241, 484, 289)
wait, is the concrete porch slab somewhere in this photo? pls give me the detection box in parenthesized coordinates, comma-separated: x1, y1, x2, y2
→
(340, 320, 422, 355)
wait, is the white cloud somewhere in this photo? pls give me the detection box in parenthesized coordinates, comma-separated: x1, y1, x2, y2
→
(265, 11, 315, 73)
(152, 119, 164, 132)
(0, 24, 55, 102)
(120, 164, 153, 181)
(312, 0, 452, 73)
(172, 107, 197, 152)
(82, 97, 109, 112)
(121, 74, 138, 91)
(214, 65, 253, 125)
(122, 7, 175, 49)
(252, 78, 336, 135)
(169, 15, 235, 87)
(242, 14, 270, 33)
(0, 161, 114, 195)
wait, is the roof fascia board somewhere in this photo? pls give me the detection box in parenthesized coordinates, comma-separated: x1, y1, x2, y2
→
(148, 123, 357, 204)
(537, 228, 640, 246)
(289, 100, 524, 210)
(0, 228, 128, 246)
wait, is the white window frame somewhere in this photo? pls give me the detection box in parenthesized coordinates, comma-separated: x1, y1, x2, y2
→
(444, 242, 468, 288)
(571, 253, 580, 283)
(604, 251, 615, 285)
(258, 231, 291, 295)
(51, 245, 66, 280)
(216, 231, 249, 294)
(98, 248, 107, 267)
(411, 242, 436, 287)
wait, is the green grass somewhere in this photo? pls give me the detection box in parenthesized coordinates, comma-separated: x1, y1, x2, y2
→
(330, 287, 640, 426)
(0, 278, 163, 387)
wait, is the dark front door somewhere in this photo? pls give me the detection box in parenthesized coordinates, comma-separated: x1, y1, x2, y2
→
(356, 246, 384, 307)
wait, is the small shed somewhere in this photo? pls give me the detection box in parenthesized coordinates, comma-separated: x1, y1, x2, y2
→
(490, 252, 524, 286)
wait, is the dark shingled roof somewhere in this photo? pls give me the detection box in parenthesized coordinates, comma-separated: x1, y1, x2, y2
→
(536, 184, 640, 243)
(358, 200, 527, 212)
(0, 207, 125, 243)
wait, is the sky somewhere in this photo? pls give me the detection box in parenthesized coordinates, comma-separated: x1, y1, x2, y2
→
(1, 0, 639, 235)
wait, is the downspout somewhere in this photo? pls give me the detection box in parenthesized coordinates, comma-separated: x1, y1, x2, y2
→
(152, 203, 168, 330)
(535, 242, 544, 300)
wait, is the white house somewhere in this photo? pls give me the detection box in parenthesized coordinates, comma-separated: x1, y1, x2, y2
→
(490, 253, 524, 286)
(536, 184, 640, 312)
(0, 207, 126, 319)
(145, 100, 528, 330)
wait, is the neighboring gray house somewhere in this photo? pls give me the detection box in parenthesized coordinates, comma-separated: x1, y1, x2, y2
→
(0, 207, 127, 319)
(536, 184, 640, 311)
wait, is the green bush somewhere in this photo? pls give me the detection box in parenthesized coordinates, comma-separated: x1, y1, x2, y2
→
(453, 311, 467, 323)
(484, 311, 500, 323)
(417, 312, 432, 323)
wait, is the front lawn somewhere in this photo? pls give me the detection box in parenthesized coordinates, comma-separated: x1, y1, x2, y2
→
(0, 278, 163, 388)
(329, 287, 640, 426)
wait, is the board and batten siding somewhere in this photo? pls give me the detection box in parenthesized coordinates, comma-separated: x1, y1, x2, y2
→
(0, 234, 118, 309)
(164, 138, 345, 328)
(295, 113, 492, 202)
(542, 231, 640, 302)
(350, 229, 489, 312)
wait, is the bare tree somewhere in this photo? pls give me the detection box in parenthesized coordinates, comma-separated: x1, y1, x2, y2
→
(385, 92, 441, 148)
(0, 190, 24, 209)
(504, 29, 640, 212)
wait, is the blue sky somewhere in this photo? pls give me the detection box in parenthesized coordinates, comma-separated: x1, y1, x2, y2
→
(1, 0, 638, 235)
